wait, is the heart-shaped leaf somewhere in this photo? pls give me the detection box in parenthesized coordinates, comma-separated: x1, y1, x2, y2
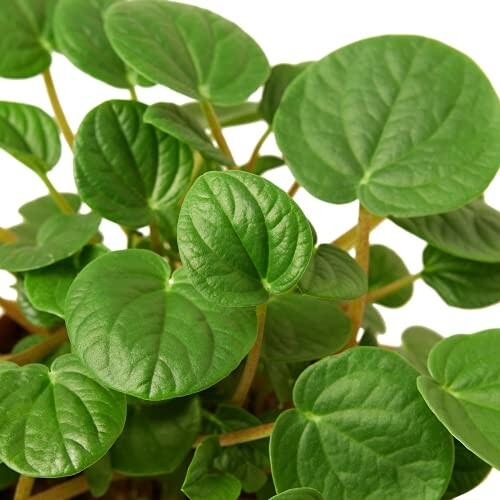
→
(398, 326, 442, 375)
(25, 245, 109, 318)
(65, 250, 257, 400)
(0, 101, 61, 173)
(182, 101, 261, 128)
(111, 397, 200, 476)
(0, 354, 126, 477)
(270, 348, 453, 499)
(0, 0, 53, 77)
(393, 199, 500, 263)
(418, 329, 500, 469)
(0, 212, 101, 272)
(84, 454, 112, 498)
(298, 244, 367, 301)
(262, 295, 350, 362)
(270, 488, 324, 500)
(274, 35, 500, 217)
(178, 171, 313, 306)
(368, 245, 413, 307)
(422, 246, 500, 308)
(74, 100, 193, 228)
(104, 0, 270, 105)
(144, 103, 231, 165)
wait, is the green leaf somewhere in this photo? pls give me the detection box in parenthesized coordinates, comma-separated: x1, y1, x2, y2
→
(0, 354, 126, 477)
(111, 397, 201, 476)
(259, 63, 311, 124)
(393, 199, 500, 263)
(0, 212, 101, 272)
(368, 244, 413, 307)
(182, 101, 261, 128)
(270, 348, 453, 499)
(0, 0, 53, 78)
(178, 171, 313, 306)
(299, 244, 367, 301)
(53, 0, 132, 88)
(0, 463, 18, 491)
(443, 439, 491, 499)
(253, 156, 284, 175)
(84, 454, 112, 498)
(16, 280, 63, 329)
(422, 245, 500, 308)
(418, 329, 500, 469)
(144, 103, 232, 165)
(262, 295, 350, 362)
(398, 326, 442, 375)
(274, 35, 500, 217)
(362, 303, 386, 334)
(270, 488, 324, 500)
(25, 245, 109, 318)
(182, 436, 241, 500)
(12, 335, 70, 367)
(74, 100, 193, 229)
(265, 361, 308, 406)
(65, 250, 257, 400)
(105, 0, 270, 105)
(0, 101, 61, 173)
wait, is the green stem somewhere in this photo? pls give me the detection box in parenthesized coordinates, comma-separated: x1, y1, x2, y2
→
(194, 422, 274, 448)
(14, 475, 35, 500)
(246, 127, 271, 172)
(129, 86, 138, 101)
(149, 220, 162, 254)
(366, 273, 422, 303)
(38, 171, 74, 214)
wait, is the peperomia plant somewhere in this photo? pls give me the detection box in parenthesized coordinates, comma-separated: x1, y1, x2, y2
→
(0, 1, 499, 499)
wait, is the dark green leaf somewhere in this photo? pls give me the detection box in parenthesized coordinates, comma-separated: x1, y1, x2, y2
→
(418, 329, 500, 469)
(182, 101, 261, 128)
(0, 101, 61, 173)
(274, 35, 500, 217)
(299, 244, 367, 301)
(74, 100, 193, 228)
(359, 330, 379, 347)
(368, 244, 413, 307)
(16, 280, 63, 329)
(422, 245, 500, 308)
(66, 250, 257, 400)
(84, 454, 112, 498)
(398, 326, 442, 375)
(178, 171, 313, 306)
(362, 303, 386, 334)
(105, 0, 270, 105)
(270, 488, 324, 500)
(270, 348, 453, 499)
(0, 463, 18, 490)
(111, 397, 200, 476)
(0, 354, 126, 477)
(253, 156, 284, 175)
(262, 295, 350, 362)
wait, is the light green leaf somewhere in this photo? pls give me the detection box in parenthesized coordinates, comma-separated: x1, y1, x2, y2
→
(74, 100, 193, 229)
(144, 102, 232, 165)
(263, 295, 350, 362)
(182, 101, 261, 128)
(16, 280, 63, 329)
(0, 354, 126, 477)
(0, 0, 53, 78)
(393, 199, 500, 263)
(422, 246, 500, 308)
(274, 35, 500, 217)
(0, 463, 18, 491)
(299, 244, 367, 301)
(0, 212, 101, 272)
(182, 436, 241, 500)
(398, 326, 442, 375)
(65, 250, 257, 400)
(253, 156, 284, 175)
(418, 329, 500, 469)
(84, 454, 112, 498)
(368, 244, 413, 307)
(111, 397, 200, 476)
(270, 348, 453, 499)
(105, 0, 270, 105)
(178, 171, 313, 306)
(0, 101, 61, 173)
(25, 245, 108, 318)
(270, 488, 324, 500)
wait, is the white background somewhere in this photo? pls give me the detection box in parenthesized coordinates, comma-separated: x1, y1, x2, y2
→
(0, 0, 498, 497)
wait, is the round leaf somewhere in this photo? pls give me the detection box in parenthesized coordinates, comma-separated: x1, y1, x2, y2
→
(398, 326, 442, 375)
(299, 244, 367, 301)
(270, 348, 453, 499)
(417, 329, 500, 469)
(178, 171, 313, 306)
(422, 246, 500, 309)
(274, 35, 500, 217)
(104, 0, 270, 105)
(111, 397, 200, 476)
(0, 354, 126, 477)
(65, 250, 257, 400)
(74, 100, 193, 228)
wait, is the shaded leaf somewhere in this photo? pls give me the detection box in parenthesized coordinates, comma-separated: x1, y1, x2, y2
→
(270, 487, 324, 500)
(182, 101, 261, 128)
(253, 155, 284, 175)
(362, 303, 386, 334)
(398, 326, 442, 375)
(16, 280, 63, 329)
(0, 463, 18, 490)
(85, 454, 112, 498)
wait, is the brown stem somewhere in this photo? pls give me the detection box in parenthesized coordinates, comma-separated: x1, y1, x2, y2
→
(0, 227, 17, 244)
(287, 181, 300, 198)
(14, 475, 35, 500)
(231, 303, 267, 406)
(332, 215, 385, 251)
(366, 273, 421, 303)
(149, 220, 162, 254)
(246, 127, 271, 172)
(0, 298, 47, 335)
(194, 422, 274, 448)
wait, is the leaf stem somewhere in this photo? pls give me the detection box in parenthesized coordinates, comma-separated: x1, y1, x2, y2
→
(37, 171, 74, 214)
(42, 68, 74, 149)
(194, 422, 274, 448)
(14, 475, 35, 500)
(231, 302, 267, 406)
(199, 100, 235, 166)
(332, 215, 385, 251)
(0, 298, 47, 335)
(129, 86, 138, 101)
(0, 227, 17, 244)
(287, 181, 300, 198)
(366, 273, 422, 303)
(246, 127, 271, 172)
(149, 220, 162, 254)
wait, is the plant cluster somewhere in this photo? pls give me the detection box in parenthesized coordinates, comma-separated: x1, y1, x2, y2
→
(0, 1, 499, 499)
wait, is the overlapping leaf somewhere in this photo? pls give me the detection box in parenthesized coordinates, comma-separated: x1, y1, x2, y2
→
(398, 326, 442, 375)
